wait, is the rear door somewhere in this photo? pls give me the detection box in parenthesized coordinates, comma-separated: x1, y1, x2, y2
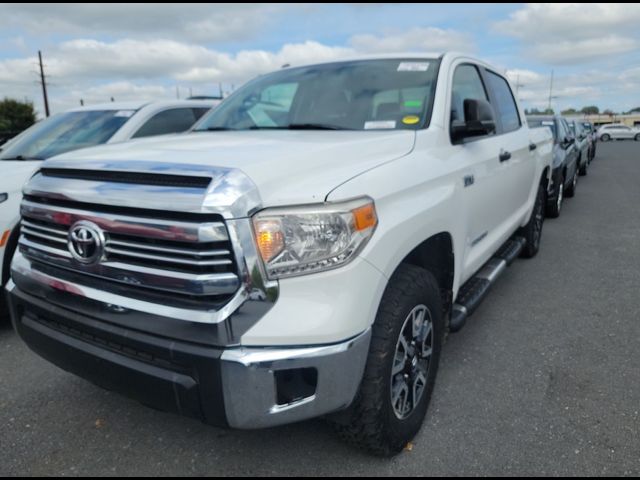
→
(482, 69, 534, 222)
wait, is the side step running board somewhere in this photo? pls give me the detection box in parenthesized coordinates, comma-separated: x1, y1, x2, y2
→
(449, 236, 526, 333)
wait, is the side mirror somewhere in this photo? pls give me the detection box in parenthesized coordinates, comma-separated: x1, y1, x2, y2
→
(451, 98, 496, 143)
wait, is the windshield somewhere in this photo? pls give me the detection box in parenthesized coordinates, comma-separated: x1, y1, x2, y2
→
(582, 123, 592, 132)
(0, 109, 135, 160)
(195, 59, 440, 131)
(527, 118, 557, 140)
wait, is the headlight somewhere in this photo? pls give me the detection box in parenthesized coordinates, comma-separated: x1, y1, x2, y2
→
(253, 197, 377, 279)
(0, 193, 7, 204)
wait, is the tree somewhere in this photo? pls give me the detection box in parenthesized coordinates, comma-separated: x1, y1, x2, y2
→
(627, 107, 640, 114)
(561, 108, 578, 115)
(580, 106, 599, 115)
(603, 109, 615, 116)
(0, 98, 36, 133)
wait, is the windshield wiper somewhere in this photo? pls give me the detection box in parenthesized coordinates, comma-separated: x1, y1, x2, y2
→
(246, 123, 349, 131)
(196, 127, 238, 132)
(1, 155, 44, 161)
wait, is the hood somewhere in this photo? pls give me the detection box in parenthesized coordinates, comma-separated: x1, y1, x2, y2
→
(1, 160, 42, 194)
(43, 130, 415, 207)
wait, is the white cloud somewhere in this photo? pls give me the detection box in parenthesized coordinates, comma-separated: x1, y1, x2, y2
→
(0, 3, 296, 43)
(495, 3, 640, 41)
(529, 36, 638, 66)
(349, 27, 473, 54)
(495, 3, 640, 65)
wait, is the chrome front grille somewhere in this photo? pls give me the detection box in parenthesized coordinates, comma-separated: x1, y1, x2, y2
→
(18, 197, 240, 307)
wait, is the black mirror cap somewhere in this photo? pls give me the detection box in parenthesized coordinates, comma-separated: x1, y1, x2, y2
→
(451, 98, 496, 143)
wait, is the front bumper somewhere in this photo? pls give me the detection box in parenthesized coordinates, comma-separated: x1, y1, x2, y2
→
(6, 282, 371, 429)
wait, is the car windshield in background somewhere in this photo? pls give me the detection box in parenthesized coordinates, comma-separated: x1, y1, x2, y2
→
(0, 109, 134, 161)
(528, 119, 557, 140)
(195, 59, 440, 132)
(582, 123, 593, 132)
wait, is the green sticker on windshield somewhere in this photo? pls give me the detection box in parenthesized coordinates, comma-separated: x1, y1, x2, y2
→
(404, 100, 422, 108)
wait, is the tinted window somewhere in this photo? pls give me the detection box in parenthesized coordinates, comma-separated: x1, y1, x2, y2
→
(450, 64, 488, 123)
(193, 108, 211, 121)
(0, 110, 132, 160)
(132, 108, 199, 138)
(196, 59, 440, 131)
(486, 71, 521, 133)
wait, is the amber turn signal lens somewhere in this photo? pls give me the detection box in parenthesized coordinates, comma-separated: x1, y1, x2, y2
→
(255, 220, 285, 262)
(0, 230, 10, 247)
(352, 203, 377, 231)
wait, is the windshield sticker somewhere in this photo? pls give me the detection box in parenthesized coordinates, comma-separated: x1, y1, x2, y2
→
(402, 115, 420, 125)
(541, 121, 554, 126)
(114, 110, 136, 118)
(397, 62, 430, 72)
(404, 100, 422, 108)
(364, 121, 396, 130)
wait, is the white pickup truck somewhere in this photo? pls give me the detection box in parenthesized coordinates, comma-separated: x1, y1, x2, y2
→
(6, 53, 552, 456)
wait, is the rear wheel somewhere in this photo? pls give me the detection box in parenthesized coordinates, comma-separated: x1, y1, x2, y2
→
(635, 134, 640, 141)
(579, 154, 588, 176)
(601, 133, 611, 141)
(520, 182, 545, 258)
(335, 264, 444, 456)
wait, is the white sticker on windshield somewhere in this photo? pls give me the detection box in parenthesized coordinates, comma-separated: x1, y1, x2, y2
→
(364, 121, 396, 130)
(114, 110, 136, 118)
(397, 62, 430, 72)
(542, 121, 554, 126)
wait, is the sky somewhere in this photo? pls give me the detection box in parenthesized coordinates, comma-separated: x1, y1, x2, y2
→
(1, 3, 639, 117)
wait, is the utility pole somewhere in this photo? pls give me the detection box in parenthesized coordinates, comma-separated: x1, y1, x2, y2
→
(547, 69, 554, 112)
(515, 74, 525, 96)
(38, 50, 50, 117)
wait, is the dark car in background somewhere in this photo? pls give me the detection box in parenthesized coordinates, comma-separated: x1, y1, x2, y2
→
(567, 120, 590, 176)
(527, 115, 580, 218)
(581, 121, 597, 162)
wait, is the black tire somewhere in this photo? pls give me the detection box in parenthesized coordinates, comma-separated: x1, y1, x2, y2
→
(601, 134, 610, 142)
(635, 134, 640, 141)
(519, 182, 545, 258)
(578, 154, 588, 176)
(335, 264, 444, 456)
(565, 167, 578, 198)
(545, 174, 563, 218)
(1, 227, 20, 321)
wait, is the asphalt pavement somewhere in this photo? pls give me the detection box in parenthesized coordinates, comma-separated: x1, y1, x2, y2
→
(1, 141, 639, 476)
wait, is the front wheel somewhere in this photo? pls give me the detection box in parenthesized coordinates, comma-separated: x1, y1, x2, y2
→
(335, 264, 444, 456)
(601, 134, 611, 141)
(635, 134, 640, 141)
(565, 167, 578, 198)
(520, 182, 545, 258)
(546, 175, 563, 218)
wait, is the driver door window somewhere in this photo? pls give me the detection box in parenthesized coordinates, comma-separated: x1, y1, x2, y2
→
(450, 64, 489, 126)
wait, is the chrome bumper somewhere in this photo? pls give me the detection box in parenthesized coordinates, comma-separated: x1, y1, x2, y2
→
(220, 329, 371, 429)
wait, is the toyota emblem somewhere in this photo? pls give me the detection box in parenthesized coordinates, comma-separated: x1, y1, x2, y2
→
(68, 221, 104, 264)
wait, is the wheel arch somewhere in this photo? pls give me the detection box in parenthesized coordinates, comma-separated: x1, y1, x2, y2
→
(2, 225, 20, 287)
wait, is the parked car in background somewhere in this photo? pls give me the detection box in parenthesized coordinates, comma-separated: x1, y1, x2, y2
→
(581, 121, 597, 161)
(0, 99, 217, 315)
(567, 120, 590, 176)
(597, 123, 640, 141)
(7, 53, 553, 455)
(527, 115, 579, 217)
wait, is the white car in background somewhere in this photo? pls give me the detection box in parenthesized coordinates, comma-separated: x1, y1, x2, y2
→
(596, 123, 640, 141)
(0, 99, 218, 312)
